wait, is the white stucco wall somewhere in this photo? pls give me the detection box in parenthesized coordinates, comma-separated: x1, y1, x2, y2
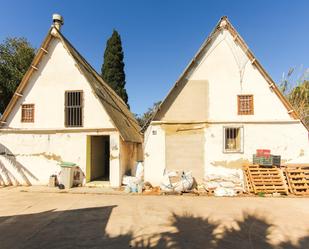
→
(204, 123, 309, 171)
(5, 38, 114, 129)
(0, 131, 121, 187)
(144, 27, 309, 186)
(186, 30, 293, 122)
(109, 133, 122, 187)
(143, 125, 165, 185)
(0, 35, 129, 187)
(156, 30, 294, 123)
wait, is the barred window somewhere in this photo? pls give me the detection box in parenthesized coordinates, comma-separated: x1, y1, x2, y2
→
(65, 91, 83, 127)
(21, 104, 35, 123)
(238, 95, 254, 115)
(224, 127, 243, 152)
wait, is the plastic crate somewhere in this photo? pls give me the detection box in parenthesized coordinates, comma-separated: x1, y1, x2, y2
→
(253, 155, 272, 166)
(271, 155, 281, 166)
(256, 149, 271, 158)
(252, 154, 281, 166)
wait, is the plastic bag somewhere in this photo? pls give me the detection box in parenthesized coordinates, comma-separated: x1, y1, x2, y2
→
(160, 170, 194, 192)
(135, 161, 144, 180)
(214, 187, 236, 197)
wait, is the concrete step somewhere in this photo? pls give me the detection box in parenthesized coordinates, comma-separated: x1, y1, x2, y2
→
(85, 181, 111, 188)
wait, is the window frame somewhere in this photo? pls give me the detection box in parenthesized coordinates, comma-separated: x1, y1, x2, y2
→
(237, 94, 254, 115)
(223, 126, 244, 153)
(64, 90, 84, 127)
(21, 104, 35, 123)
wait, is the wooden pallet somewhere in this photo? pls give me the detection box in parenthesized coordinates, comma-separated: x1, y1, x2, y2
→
(243, 167, 253, 193)
(285, 167, 309, 195)
(243, 165, 288, 195)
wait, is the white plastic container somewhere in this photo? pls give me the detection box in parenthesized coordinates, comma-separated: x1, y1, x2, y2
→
(59, 162, 76, 189)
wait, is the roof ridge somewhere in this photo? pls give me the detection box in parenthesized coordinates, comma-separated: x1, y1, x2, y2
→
(55, 29, 142, 141)
(56, 30, 140, 129)
(55, 30, 128, 107)
(151, 16, 306, 131)
(0, 27, 141, 142)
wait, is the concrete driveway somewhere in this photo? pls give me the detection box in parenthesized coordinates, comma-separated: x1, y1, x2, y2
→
(0, 187, 309, 249)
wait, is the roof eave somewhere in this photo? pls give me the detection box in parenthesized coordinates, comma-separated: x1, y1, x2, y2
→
(0, 28, 54, 128)
(151, 16, 306, 131)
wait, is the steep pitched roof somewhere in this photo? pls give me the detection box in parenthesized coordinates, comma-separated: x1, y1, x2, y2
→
(152, 16, 305, 128)
(0, 27, 142, 143)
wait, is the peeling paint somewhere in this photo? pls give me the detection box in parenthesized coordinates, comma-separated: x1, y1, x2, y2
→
(299, 149, 305, 157)
(211, 158, 250, 169)
(110, 154, 119, 160)
(162, 124, 207, 135)
(18, 152, 63, 162)
(111, 145, 118, 151)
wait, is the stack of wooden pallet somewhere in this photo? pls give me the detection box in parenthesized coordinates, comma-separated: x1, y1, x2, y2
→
(243, 164, 289, 195)
(285, 166, 309, 195)
(243, 166, 253, 193)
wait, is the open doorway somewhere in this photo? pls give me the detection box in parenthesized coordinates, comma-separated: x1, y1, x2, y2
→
(88, 135, 110, 181)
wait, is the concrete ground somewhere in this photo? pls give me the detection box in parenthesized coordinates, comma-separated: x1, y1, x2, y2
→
(1, 187, 309, 249)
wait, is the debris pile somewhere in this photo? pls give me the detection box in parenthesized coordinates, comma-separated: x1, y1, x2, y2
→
(201, 164, 244, 196)
(160, 170, 194, 193)
(122, 162, 144, 193)
(204, 171, 244, 196)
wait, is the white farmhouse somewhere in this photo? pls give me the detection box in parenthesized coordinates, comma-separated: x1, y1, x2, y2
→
(144, 16, 309, 185)
(0, 15, 142, 187)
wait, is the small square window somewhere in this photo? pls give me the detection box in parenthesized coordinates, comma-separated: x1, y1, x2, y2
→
(238, 95, 254, 115)
(224, 127, 243, 153)
(21, 104, 35, 123)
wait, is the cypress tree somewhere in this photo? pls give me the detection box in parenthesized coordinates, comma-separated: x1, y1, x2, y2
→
(101, 30, 129, 106)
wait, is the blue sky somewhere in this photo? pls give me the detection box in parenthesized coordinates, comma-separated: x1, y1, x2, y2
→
(0, 1, 308, 115)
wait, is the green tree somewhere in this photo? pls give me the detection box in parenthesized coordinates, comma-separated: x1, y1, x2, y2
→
(0, 37, 35, 114)
(101, 30, 128, 106)
(288, 81, 309, 127)
(281, 68, 309, 127)
(135, 101, 161, 131)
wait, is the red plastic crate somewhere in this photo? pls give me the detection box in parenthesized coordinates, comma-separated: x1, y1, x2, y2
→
(256, 149, 271, 158)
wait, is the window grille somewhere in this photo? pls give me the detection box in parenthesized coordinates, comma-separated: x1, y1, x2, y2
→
(21, 104, 35, 123)
(238, 95, 254, 115)
(224, 127, 242, 152)
(65, 91, 83, 127)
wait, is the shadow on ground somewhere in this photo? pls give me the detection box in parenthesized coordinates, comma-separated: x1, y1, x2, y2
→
(0, 205, 308, 249)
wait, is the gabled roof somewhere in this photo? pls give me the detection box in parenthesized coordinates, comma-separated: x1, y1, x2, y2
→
(0, 27, 142, 143)
(152, 16, 305, 127)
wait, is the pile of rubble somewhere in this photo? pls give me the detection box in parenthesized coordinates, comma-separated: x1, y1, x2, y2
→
(122, 162, 246, 196)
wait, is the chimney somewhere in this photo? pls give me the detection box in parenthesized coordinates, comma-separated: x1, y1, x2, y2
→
(52, 13, 64, 30)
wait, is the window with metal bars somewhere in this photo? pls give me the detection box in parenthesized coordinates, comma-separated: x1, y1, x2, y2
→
(21, 104, 35, 123)
(65, 91, 83, 127)
(238, 95, 254, 115)
(224, 127, 243, 152)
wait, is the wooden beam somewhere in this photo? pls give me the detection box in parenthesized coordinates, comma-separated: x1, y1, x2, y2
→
(0, 32, 53, 124)
(40, 47, 48, 53)
(14, 92, 23, 97)
(31, 65, 38, 70)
